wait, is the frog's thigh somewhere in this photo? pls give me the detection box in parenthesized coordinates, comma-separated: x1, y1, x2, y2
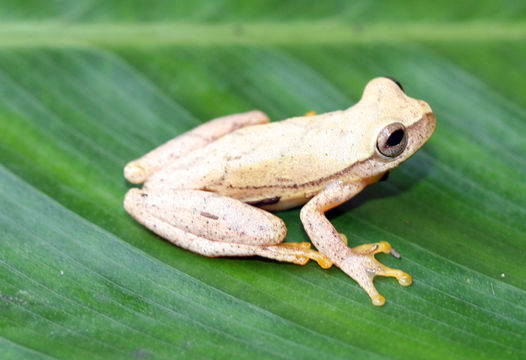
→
(124, 110, 270, 184)
(124, 188, 330, 267)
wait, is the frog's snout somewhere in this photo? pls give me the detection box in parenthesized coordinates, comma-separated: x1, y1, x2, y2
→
(425, 106, 437, 138)
(418, 100, 433, 116)
(399, 102, 436, 161)
(417, 100, 436, 140)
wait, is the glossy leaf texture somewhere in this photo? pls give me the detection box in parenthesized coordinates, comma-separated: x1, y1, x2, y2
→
(1, 1, 525, 359)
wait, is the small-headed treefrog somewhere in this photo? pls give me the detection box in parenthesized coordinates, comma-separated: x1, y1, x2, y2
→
(124, 77, 436, 306)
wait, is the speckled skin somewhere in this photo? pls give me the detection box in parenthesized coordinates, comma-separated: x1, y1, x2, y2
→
(124, 77, 436, 306)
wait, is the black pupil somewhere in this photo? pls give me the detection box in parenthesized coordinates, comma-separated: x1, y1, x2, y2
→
(386, 129, 404, 147)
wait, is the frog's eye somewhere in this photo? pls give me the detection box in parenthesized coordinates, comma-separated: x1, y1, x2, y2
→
(377, 122, 407, 158)
(386, 77, 404, 92)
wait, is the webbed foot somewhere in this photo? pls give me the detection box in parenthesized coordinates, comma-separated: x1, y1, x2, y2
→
(340, 241, 412, 306)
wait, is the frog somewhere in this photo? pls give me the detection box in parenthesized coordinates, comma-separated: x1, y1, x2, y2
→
(123, 77, 436, 306)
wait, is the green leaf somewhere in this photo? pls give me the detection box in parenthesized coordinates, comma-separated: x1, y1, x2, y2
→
(1, 1, 525, 359)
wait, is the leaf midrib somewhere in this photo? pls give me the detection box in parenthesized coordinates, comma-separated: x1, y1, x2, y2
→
(1, 21, 526, 47)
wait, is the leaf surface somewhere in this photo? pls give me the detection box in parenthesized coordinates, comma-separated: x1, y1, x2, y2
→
(0, 1, 525, 359)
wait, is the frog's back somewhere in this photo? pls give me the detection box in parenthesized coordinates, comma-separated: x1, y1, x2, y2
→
(143, 110, 355, 203)
(194, 111, 364, 203)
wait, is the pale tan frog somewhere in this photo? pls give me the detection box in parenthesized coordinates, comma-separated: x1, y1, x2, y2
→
(124, 77, 436, 306)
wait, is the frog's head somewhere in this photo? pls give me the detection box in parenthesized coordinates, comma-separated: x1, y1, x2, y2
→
(352, 77, 436, 181)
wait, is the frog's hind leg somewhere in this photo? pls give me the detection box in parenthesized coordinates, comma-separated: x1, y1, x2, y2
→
(124, 188, 332, 269)
(124, 110, 270, 184)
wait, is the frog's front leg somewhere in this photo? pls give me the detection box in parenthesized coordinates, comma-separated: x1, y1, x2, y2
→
(124, 188, 332, 268)
(124, 110, 269, 184)
(300, 181, 412, 306)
